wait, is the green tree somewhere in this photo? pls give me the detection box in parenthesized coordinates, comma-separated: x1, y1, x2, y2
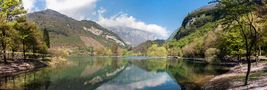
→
(0, 0, 26, 21)
(43, 28, 50, 48)
(215, 0, 265, 85)
(0, 16, 14, 63)
(0, 0, 26, 63)
(111, 43, 119, 56)
(86, 47, 94, 56)
(147, 44, 167, 57)
(218, 30, 245, 60)
(14, 17, 47, 60)
(10, 30, 20, 60)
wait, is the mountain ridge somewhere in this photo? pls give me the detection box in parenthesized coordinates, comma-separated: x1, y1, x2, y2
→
(27, 9, 128, 54)
(107, 26, 159, 47)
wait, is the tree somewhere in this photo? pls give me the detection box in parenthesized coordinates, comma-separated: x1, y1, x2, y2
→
(43, 28, 50, 48)
(10, 30, 20, 60)
(0, 0, 26, 63)
(147, 44, 167, 57)
(0, 0, 26, 19)
(86, 47, 94, 56)
(214, 0, 265, 85)
(218, 29, 245, 60)
(0, 16, 14, 64)
(111, 43, 119, 56)
(14, 17, 47, 60)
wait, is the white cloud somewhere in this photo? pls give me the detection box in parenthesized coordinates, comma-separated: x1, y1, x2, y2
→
(45, 0, 98, 20)
(97, 12, 169, 39)
(22, 0, 37, 12)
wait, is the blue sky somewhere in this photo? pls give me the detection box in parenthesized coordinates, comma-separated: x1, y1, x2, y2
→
(96, 0, 210, 32)
(22, 0, 210, 39)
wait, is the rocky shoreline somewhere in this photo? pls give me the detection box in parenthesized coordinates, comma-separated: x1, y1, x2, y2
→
(0, 60, 47, 78)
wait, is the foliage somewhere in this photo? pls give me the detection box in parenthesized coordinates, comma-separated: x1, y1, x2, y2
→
(14, 17, 48, 53)
(205, 48, 220, 63)
(168, 46, 183, 57)
(0, 0, 27, 63)
(173, 22, 218, 48)
(0, 0, 26, 20)
(217, 29, 245, 58)
(111, 43, 119, 56)
(0, 0, 47, 63)
(43, 28, 50, 48)
(182, 37, 205, 57)
(147, 44, 167, 57)
(0, 16, 14, 63)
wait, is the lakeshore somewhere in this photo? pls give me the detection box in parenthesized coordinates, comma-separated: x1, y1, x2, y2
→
(0, 60, 47, 78)
(204, 61, 267, 90)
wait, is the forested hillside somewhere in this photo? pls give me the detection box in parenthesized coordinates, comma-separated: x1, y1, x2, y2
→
(170, 0, 267, 60)
(27, 9, 128, 55)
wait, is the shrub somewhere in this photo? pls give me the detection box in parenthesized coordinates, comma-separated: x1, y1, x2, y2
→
(147, 44, 167, 57)
(205, 48, 219, 63)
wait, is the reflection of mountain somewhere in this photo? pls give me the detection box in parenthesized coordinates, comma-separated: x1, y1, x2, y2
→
(44, 59, 126, 90)
(96, 65, 180, 90)
(1, 57, 230, 90)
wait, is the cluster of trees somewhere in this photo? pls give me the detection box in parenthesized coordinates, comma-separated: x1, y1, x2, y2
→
(93, 43, 130, 56)
(146, 44, 167, 57)
(0, 0, 48, 64)
(171, 0, 267, 85)
(215, 0, 266, 85)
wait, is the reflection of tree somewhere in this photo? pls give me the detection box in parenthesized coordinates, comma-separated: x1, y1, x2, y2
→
(0, 68, 52, 89)
(23, 69, 51, 90)
(131, 58, 167, 72)
(167, 60, 229, 89)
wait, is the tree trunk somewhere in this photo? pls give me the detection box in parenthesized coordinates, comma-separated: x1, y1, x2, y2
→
(238, 54, 241, 61)
(12, 50, 15, 61)
(3, 48, 7, 64)
(23, 42, 26, 61)
(244, 49, 252, 85)
(32, 45, 36, 59)
(2, 30, 7, 64)
(259, 45, 262, 56)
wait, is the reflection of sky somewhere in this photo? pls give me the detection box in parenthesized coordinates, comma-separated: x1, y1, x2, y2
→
(96, 65, 181, 90)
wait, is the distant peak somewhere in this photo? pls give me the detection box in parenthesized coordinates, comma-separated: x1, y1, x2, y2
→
(41, 9, 62, 14)
(44, 9, 57, 12)
(29, 9, 72, 19)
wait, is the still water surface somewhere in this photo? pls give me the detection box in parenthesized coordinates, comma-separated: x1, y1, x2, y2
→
(0, 56, 229, 90)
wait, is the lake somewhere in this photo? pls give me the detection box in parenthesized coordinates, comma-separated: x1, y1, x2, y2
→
(0, 56, 229, 90)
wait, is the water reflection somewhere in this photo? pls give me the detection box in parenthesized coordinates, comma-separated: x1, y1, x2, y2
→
(0, 57, 229, 90)
(97, 65, 180, 90)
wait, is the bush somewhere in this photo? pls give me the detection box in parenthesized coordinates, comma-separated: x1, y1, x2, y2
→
(147, 44, 167, 57)
(168, 47, 183, 57)
(205, 48, 219, 63)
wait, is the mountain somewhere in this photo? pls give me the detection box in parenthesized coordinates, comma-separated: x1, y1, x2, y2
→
(27, 9, 127, 53)
(106, 27, 159, 47)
